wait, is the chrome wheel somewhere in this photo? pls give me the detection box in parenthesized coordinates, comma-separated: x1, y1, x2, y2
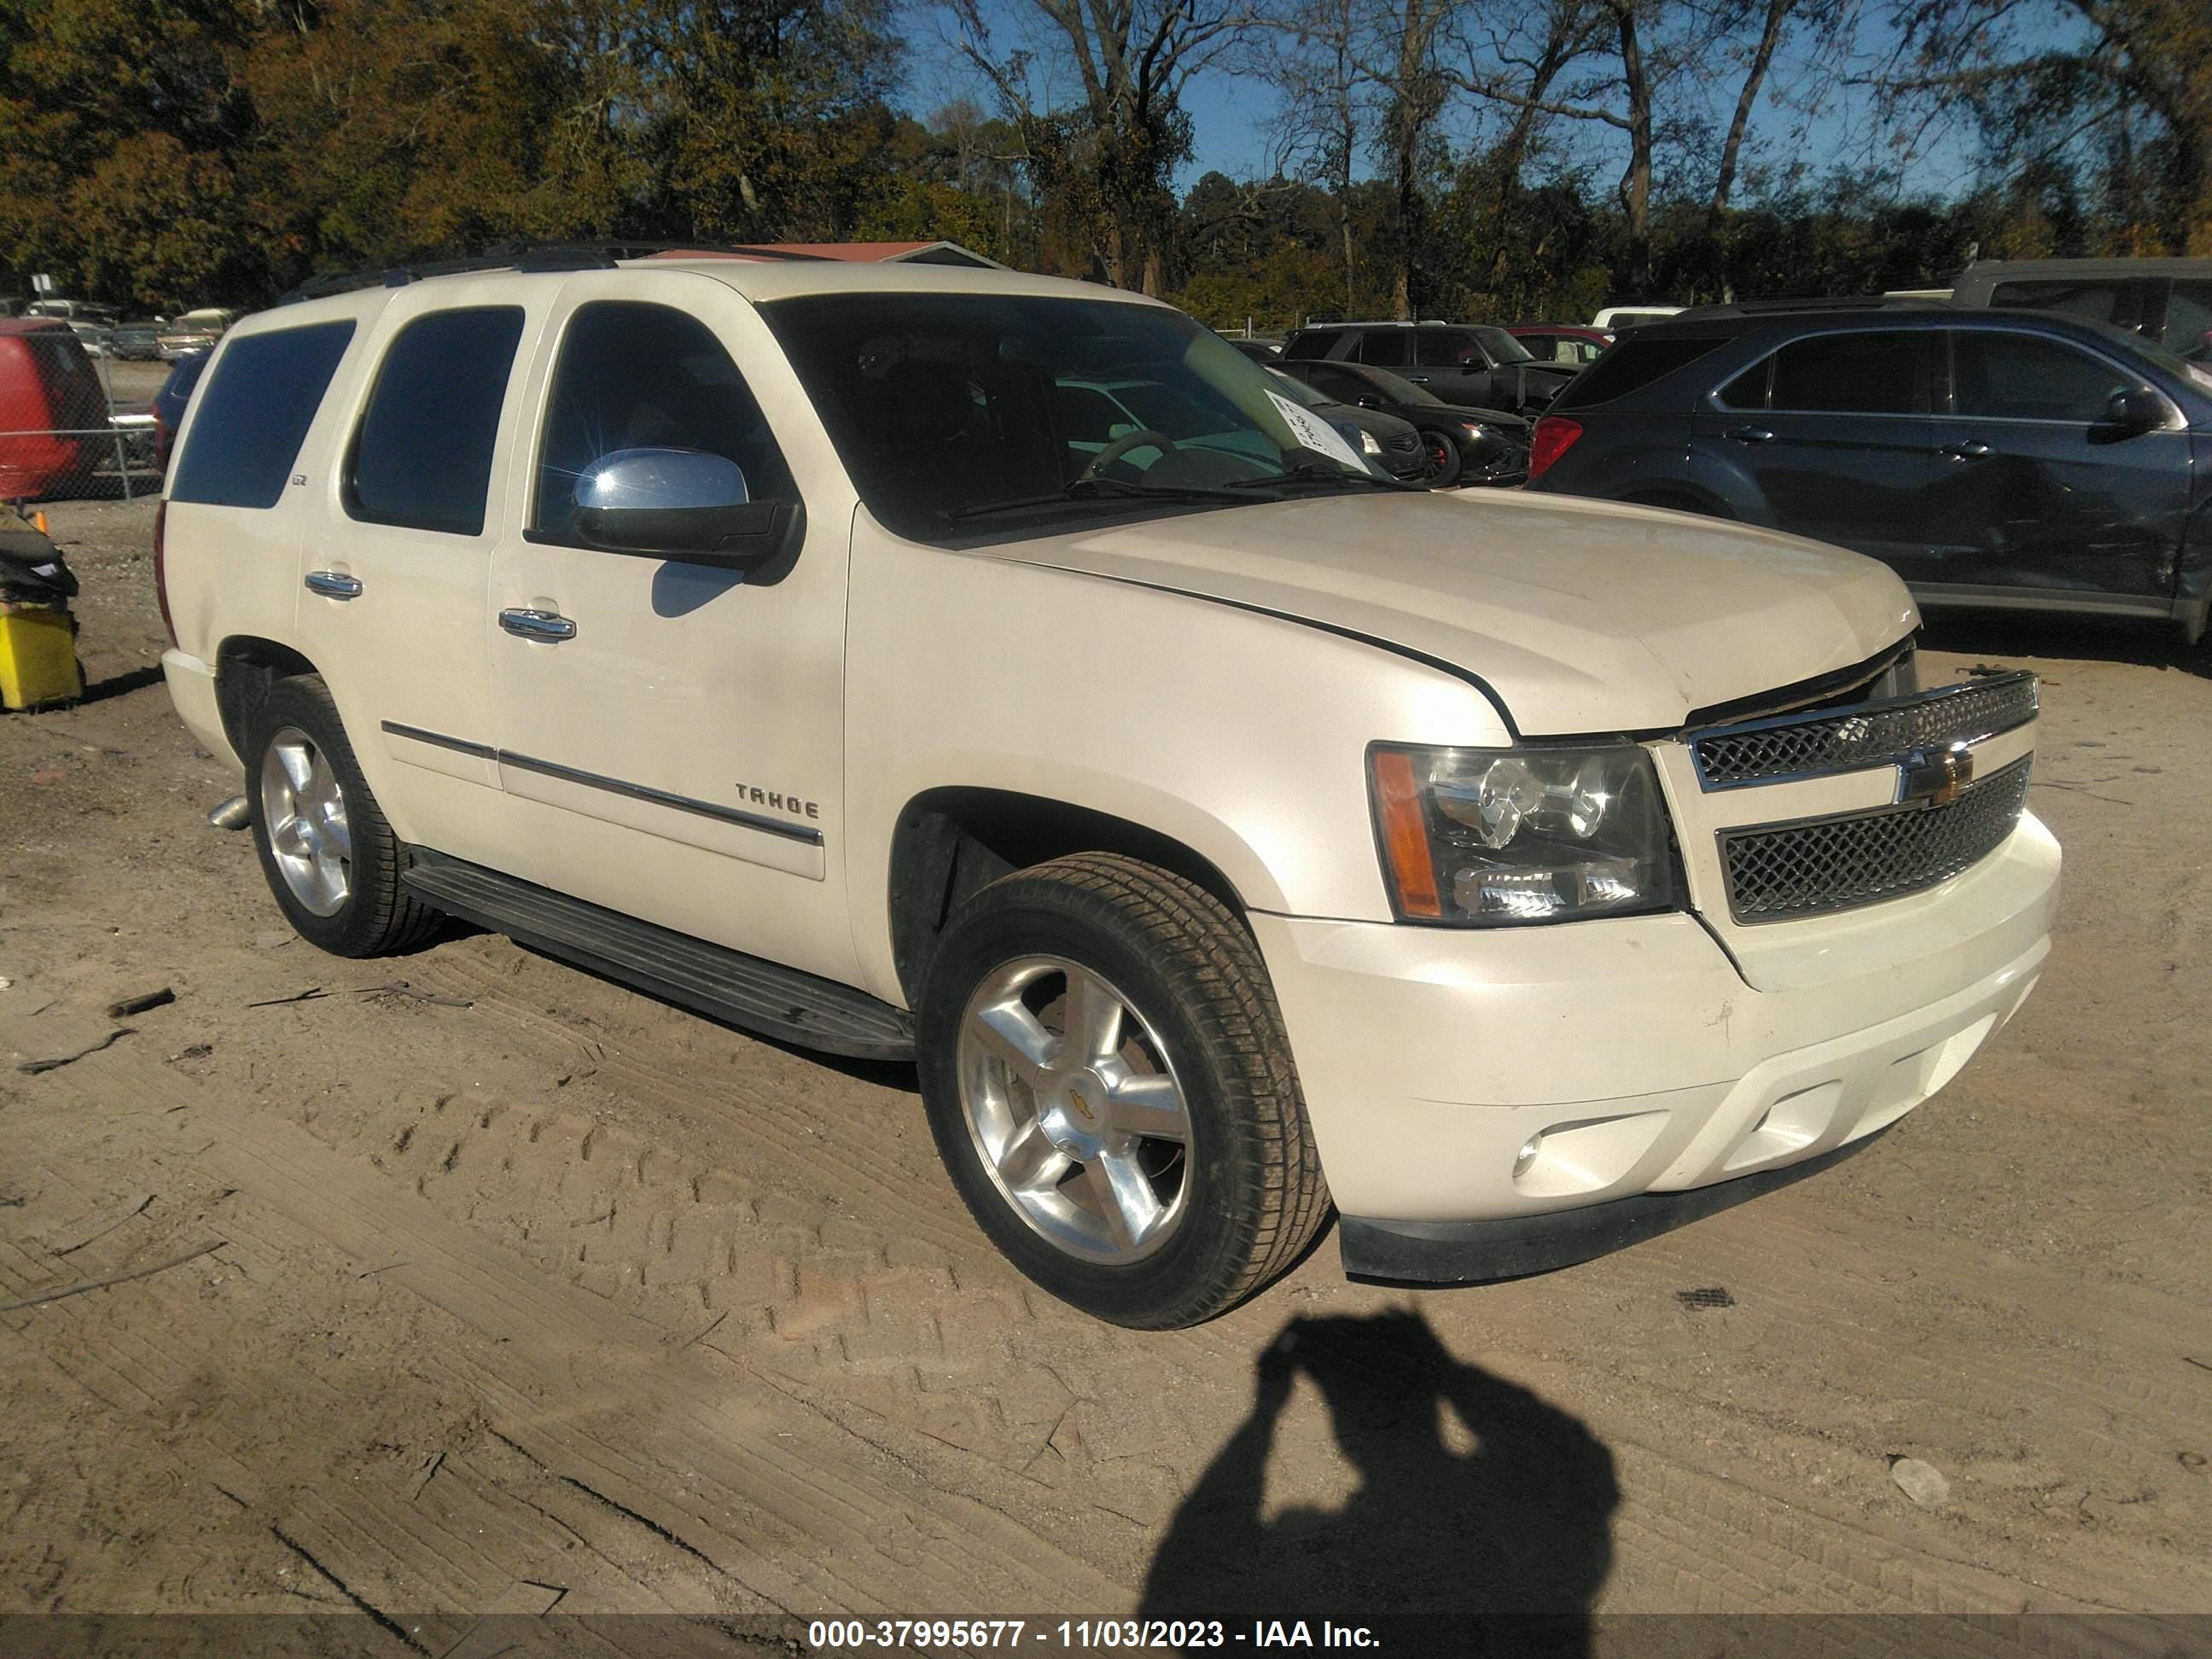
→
(957, 956, 1194, 1264)
(259, 725, 352, 917)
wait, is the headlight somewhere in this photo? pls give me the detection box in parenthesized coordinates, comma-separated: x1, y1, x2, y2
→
(1368, 743, 1679, 925)
(1359, 428, 1384, 457)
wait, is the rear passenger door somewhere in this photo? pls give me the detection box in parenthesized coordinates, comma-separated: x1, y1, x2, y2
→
(294, 288, 538, 871)
(1922, 326, 2188, 602)
(485, 276, 859, 987)
(1690, 329, 1934, 572)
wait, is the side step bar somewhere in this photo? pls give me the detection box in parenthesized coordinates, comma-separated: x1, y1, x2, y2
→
(401, 849, 917, 1062)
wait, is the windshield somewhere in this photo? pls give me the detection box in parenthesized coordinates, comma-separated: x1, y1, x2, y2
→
(1471, 325, 1533, 364)
(762, 292, 1377, 540)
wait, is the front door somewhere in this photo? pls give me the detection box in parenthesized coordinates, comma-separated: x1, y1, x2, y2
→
(1690, 329, 1934, 571)
(1920, 326, 2189, 602)
(486, 275, 859, 986)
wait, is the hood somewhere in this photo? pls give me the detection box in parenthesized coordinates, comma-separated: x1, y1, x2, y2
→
(993, 490, 1918, 735)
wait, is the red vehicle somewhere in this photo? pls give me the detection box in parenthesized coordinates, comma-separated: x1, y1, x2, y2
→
(1505, 323, 1614, 367)
(0, 319, 108, 499)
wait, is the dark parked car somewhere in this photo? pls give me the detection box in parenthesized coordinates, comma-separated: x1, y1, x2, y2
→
(1273, 358, 1530, 487)
(1508, 323, 1614, 365)
(108, 319, 168, 361)
(1525, 305, 2212, 640)
(1952, 258, 2212, 361)
(1280, 320, 1577, 415)
(151, 349, 209, 470)
(1263, 365, 1427, 482)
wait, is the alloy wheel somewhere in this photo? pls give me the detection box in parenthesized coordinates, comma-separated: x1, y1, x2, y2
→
(259, 725, 352, 917)
(956, 956, 1194, 1263)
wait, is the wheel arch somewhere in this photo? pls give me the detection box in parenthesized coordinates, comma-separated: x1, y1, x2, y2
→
(214, 635, 318, 760)
(1621, 485, 1735, 518)
(886, 787, 1251, 1006)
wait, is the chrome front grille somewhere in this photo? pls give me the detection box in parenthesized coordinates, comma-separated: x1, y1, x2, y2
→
(1693, 672, 2038, 789)
(1719, 759, 2033, 923)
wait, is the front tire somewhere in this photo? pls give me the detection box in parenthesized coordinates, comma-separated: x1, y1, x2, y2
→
(917, 853, 1330, 1329)
(1417, 429, 1464, 487)
(246, 674, 439, 958)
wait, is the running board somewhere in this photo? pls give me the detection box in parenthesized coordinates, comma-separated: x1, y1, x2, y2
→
(401, 850, 916, 1062)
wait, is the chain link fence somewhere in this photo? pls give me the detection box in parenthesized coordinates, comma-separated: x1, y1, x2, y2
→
(0, 331, 167, 506)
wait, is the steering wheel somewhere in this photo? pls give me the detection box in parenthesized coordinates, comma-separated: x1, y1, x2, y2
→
(1077, 428, 1179, 483)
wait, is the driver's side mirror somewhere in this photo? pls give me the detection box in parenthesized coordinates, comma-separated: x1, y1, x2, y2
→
(2098, 387, 2169, 436)
(573, 447, 800, 570)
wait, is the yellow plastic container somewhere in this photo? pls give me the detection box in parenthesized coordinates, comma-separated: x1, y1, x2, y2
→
(0, 602, 83, 710)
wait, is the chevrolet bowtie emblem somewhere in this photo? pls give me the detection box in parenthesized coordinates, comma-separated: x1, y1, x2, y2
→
(1900, 742, 1974, 807)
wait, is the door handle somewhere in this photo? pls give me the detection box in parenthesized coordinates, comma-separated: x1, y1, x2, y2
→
(499, 607, 577, 642)
(1940, 439, 1993, 461)
(304, 569, 362, 600)
(1407, 375, 1430, 383)
(1724, 426, 1774, 445)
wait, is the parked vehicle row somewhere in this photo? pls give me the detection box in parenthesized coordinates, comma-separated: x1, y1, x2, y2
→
(1281, 320, 1577, 416)
(1272, 358, 1528, 487)
(12, 300, 239, 363)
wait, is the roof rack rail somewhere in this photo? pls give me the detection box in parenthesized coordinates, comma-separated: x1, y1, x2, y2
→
(1671, 294, 1955, 320)
(276, 240, 830, 306)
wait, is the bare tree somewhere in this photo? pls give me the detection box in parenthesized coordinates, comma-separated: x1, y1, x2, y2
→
(1257, 0, 1368, 311)
(946, 0, 1266, 291)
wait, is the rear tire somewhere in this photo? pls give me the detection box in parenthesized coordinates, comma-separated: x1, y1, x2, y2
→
(917, 853, 1330, 1329)
(245, 674, 440, 958)
(1417, 430, 1464, 488)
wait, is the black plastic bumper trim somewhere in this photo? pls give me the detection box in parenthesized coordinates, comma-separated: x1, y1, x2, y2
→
(1338, 1126, 1893, 1284)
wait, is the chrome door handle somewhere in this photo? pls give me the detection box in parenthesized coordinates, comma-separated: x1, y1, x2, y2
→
(305, 570, 363, 600)
(1940, 439, 1993, 461)
(1725, 426, 1774, 445)
(1407, 375, 1430, 383)
(499, 607, 577, 642)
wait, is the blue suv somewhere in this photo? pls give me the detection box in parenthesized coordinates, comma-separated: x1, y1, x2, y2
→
(1526, 302, 2212, 642)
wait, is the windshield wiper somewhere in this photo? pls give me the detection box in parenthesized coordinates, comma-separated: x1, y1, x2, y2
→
(1219, 463, 1426, 495)
(943, 474, 1254, 523)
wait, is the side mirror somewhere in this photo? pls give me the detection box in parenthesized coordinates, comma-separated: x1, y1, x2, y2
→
(573, 447, 800, 570)
(2098, 387, 2168, 435)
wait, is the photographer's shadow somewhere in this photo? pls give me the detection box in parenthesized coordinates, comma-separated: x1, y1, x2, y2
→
(1141, 1310, 1616, 1643)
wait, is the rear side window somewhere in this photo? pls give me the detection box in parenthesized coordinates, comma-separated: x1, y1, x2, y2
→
(1950, 331, 2133, 422)
(169, 322, 356, 509)
(1550, 335, 1726, 409)
(2163, 280, 2212, 359)
(1763, 331, 1922, 414)
(1355, 331, 1410, 367)
(347, 306, 524, 536)
(1283, 329, 1342, 359)
(1988, 278, 2144, 333)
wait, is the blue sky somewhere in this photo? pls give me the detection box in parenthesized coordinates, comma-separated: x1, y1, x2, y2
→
(909, 4, 1994, 204)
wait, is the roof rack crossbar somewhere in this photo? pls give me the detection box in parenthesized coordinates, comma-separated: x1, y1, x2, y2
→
(277, 239, 832, 305)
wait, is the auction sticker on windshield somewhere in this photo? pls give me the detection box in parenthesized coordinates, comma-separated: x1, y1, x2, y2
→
(1265, 390, 1367, 470)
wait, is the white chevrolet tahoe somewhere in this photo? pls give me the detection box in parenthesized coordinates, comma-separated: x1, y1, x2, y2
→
(155, 249, 2060, 1328)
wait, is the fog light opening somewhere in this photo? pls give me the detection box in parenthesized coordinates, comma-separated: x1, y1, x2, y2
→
(1512, 1133, 1543, 1179)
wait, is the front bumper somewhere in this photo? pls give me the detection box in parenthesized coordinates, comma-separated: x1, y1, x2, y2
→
(1251, 812, 2058, 1246)
(1339, 1128, 1890, 1283)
